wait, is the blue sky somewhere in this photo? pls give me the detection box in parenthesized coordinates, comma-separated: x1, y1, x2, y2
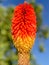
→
(0, 0, 49, 65)
(33, 0, 49, 65)
(36, 0, 49, 26)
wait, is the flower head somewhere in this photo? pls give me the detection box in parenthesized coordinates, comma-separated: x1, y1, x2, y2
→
(12, 2, 36, 53)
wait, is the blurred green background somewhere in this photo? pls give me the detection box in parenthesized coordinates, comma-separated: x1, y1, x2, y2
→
(0, 0, 49, 65)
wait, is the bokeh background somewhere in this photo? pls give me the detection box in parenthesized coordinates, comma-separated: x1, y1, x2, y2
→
(0, 0, 49, 65)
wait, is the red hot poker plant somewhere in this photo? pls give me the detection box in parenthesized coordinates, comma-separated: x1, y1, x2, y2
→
(11, 2, 36, 65)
